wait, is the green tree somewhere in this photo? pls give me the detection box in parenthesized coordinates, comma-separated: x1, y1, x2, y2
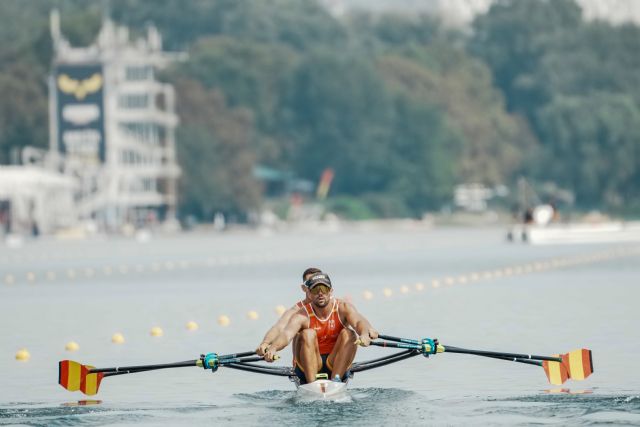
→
(169, 37, 298, 166)
(0, 61, 48, 163)
(174, 79, 261, 219)
(470, 0, 582, 115)
(536, 93, 640, 208)
(378, 52, 534, 187)
(111, 0, 346, 51)
(280, 50, 395, 194)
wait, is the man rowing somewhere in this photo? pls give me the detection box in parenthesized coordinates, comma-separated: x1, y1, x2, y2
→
(256, 267, 321, 358)
(263, 272, 378, 384)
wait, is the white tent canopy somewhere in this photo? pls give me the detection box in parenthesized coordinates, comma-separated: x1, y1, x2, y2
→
(0, 166, 76, 235)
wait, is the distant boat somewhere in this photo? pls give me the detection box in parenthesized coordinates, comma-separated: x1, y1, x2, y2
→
(509, 221, 640, 245)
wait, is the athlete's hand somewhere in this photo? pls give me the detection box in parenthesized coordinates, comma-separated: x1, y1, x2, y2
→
(356, 334, 372, 347)
(368, 328, 379, 340)
(263, 347, 278, 363)
(256, 342, 270, 356)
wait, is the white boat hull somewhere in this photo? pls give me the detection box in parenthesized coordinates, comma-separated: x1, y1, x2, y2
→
(296, 379, 349, 401)
(510, 222, 640, 245)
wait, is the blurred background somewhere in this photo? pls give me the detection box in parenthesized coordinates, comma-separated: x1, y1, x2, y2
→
(0, 0, 638, 238)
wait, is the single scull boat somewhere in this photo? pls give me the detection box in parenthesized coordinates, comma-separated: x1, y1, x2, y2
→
(58, 334, 593, 399)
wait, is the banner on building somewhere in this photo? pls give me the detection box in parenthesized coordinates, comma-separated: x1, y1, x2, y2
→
(55, 64, 105, 163)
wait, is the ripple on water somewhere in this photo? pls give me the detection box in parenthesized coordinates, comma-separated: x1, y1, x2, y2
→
(234, 387, 425, 426)
(480, 393, 640, 425)
(0, 402, 217, 427)
(2, 393, 639, 426)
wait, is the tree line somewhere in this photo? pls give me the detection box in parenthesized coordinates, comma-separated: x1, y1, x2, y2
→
(0, 0, 637, 219)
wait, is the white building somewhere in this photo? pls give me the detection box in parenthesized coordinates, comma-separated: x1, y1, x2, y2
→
(0, 165, 76, 236)
(49, 11, 184, 231)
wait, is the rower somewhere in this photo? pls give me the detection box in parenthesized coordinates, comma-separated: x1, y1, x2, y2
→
(263, 272, 379, 384)
(255, 267, 321, 358)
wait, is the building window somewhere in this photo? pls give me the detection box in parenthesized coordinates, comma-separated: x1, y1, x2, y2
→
(118, 94, 149, 109)
(125, 65, 152, 81)
(119, 123, 159, 144)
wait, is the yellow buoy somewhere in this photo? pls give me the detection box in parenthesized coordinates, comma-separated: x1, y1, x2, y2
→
(383, 288, 393, 297)
(415, 282, 425, 291)
(186, 321, 199, 331)
(247, 311, 259, 320)
(15, 348, 30, 361)
(217, 315, 231, 327)
(275, 305, 286, 316)
(65, 341, 80, 352)
(111, 333, 125, 344)
(150, 326, 163, 337)
(363, 290, 374, 300)
(400, 285, 409, 294)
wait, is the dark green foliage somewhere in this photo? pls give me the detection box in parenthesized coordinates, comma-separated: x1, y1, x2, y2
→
(471, 0, 640, 209)
(536, 94, 640, 207)
(1, 0, 637, 217)
(174, 79, 261, 218)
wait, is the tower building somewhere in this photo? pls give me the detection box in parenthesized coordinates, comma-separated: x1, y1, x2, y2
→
(49, 11, 184, 231)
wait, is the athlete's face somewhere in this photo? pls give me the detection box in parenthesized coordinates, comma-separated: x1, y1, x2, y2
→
(311, 285, 332, 308)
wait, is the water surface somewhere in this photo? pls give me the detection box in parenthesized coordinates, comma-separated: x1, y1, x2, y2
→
(1, 226, 639, 425)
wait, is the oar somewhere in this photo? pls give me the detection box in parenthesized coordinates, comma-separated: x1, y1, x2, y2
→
(369, 335, 593, 385)
(58, 351, 274, 396)
(436, 345, 592, 385)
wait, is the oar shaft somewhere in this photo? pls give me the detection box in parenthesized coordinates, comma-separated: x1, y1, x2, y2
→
(90, 360, 198, 374)
(100, 356, 265, 377)
(223, 363, 293, 377)
(104, 367, 158, 377)
(370, 341, 421, 350)
(89, 351, 257, 374)
(351, 350, 420, 373)
(351, 349, 417, 372)
(444, 346, 562, 362)
(221, 356, 265, 364)
(480, 354, 543, 367)
(220, 351, 256, 359)
(378, 334, 420, 345)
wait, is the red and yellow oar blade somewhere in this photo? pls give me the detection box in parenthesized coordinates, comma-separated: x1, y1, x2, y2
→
(542, 355, 569, 385)
(80, 366, 104, 396)
(59, 360, 83, 392)
(59, 360, 105, 395)
(563, 349, 593, 381)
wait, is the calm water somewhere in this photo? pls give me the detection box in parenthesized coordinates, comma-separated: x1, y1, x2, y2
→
(1, 225, 639, 426)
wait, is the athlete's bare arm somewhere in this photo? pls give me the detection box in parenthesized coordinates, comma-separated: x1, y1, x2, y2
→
(256, 304, 301, 355)
(341, 301, 378, 346)
(263, 310, 309, 362)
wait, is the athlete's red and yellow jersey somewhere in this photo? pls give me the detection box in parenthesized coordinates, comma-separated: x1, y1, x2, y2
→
(303, 299, 345, 354)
